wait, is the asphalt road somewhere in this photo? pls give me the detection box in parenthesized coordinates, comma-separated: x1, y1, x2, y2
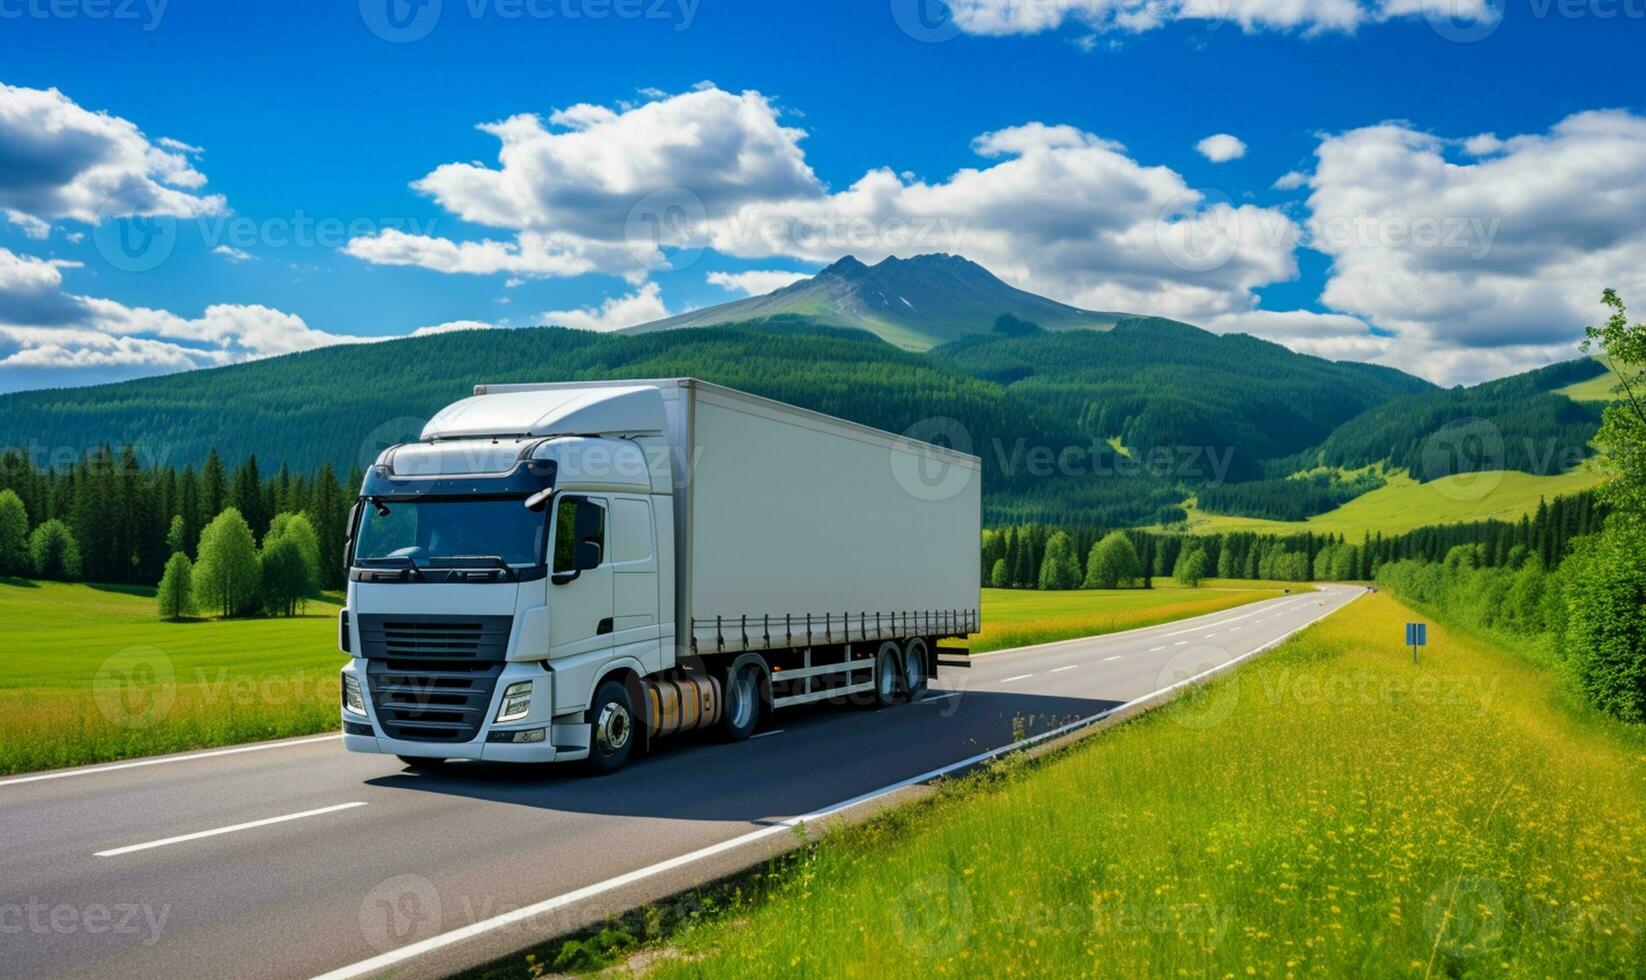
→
(0, 586, 1362, 980)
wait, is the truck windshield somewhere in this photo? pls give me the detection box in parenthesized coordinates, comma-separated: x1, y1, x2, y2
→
(353, 498, 547, 569)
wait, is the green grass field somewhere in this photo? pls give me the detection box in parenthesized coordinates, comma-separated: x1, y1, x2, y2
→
(0, 579, 1292, 775)
(0, 578, 344, 774)
(1555, 357, 1627, 402)
(577, 591, 1646, 978)
(967, 581, 1301, 653)
(1186, 467, 1608, 540)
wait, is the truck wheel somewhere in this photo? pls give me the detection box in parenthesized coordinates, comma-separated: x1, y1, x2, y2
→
(585, 680, 636, 775)
(902, 638, 930, 701)
(719, 664, 762, 740)
(873, 641, 901, 708)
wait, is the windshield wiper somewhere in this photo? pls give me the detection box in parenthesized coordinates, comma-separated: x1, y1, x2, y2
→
(439, 555, 519, 580)
(356, 555, 424, 579)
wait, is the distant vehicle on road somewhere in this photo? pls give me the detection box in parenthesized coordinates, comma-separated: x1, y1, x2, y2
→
(339, 379, 981, 773)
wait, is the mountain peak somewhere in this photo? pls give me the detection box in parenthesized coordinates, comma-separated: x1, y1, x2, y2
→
(626, 252, 1131, 350)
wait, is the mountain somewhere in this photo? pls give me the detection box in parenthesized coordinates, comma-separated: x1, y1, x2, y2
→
(933, 317, 1437, 482)
(624, 253, 1129, 349)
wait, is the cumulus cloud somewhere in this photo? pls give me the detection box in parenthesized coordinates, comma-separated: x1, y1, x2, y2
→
(346, 87, 819, 282)
(0, 83, 225, 232)
(1298, 109, 1646, 382)
(0, 246, 370, 390)
(410, 320, 494, 337)
(540, 283, 670, 332)
(348, 86, 1299, 325)
(706, 269, 810, 296)
(938, 0, 1495, 36)
(1196, 133, 1247, 162)
(213, 244, 254, 263)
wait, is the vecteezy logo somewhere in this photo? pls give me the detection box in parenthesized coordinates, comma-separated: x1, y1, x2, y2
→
(360, 0, 443, 43)
(1155, 188, 1240, 274)
(896, 874, 974, 957)
(1420, 417, 1505, 501)
(891, 0, 961, 42)
(91, 189, 179, 273)
(92, 647, 177, 730)
(624, 187, 708, 273)
(358, 416, 432, 473)
(1156, 645, 1239, 730)
(1426, 0, 1503, 43)
(890, 416, 975, 502)
(1424, 876, 1505, 957)
(360, 874, 443, 952)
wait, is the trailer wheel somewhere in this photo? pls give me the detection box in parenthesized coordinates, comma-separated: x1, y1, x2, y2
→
(902, 638, 930, 702)
(719, 663, 762, 741)
(873, 642, 901, 708)
(585, 680, 636, 775)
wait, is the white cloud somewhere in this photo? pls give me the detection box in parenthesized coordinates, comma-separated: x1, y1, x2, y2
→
(5, 209, 50, 239)
(706, 269, 810, 296)
(348, 86, 1299, 325)
(1196, 133, 1247, 162)
(938, 0, 1495, 36)
(410, 320, 494, 337)
(213, 244, 254, 263)
(540, 283, 670, 332)
(1272, 170, 1309, 190)
(0, 83, 225, 232)
(346, 87, 819, 281)
(1300, 110, 1646, 382)
(0, 246, 368, 388)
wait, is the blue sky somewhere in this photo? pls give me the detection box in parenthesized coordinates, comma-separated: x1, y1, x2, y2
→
(0, 0, 1642, 391)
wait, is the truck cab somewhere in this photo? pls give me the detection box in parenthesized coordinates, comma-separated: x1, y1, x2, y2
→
(339, 385, 676, 769)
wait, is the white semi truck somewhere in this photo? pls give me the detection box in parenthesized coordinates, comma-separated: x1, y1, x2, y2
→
(339, 379, 981, 773)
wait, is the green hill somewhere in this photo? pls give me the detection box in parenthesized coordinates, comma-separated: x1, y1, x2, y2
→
(932, 318, 1436, 482)
(624, 254, 1128, 350)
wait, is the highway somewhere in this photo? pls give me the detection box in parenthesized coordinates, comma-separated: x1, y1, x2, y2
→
(0, 586, 1361, 980)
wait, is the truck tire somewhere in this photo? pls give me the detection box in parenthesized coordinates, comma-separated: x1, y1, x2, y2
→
(873, 641, 901, 708)
(902, 638, 930, 701)
(718, 663, 762, 740)
(585, 679, 637, 775)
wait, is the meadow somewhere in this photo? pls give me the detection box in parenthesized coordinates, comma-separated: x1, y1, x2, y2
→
(546, 591, 1646, 978)
(1186, 467, 1608, 540)
(0, 579, 1291, 775)
(0, 578, 344, 774)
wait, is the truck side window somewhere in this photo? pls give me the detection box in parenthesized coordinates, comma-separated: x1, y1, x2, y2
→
(553, 496, 605, 573)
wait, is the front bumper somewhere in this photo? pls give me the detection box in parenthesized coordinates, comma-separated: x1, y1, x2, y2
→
(341, 659, 585, 763)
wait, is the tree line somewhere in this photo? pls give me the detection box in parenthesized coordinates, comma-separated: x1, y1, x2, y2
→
(0, 446, 360, 618)
(982, 487, 1606, 594)
(1376, 290, 1646, 723)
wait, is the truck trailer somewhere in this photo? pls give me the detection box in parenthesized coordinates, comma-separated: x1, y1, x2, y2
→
(339, 379, 981, 773)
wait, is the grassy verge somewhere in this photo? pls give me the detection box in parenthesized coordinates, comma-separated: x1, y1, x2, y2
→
(965, 581, 1302, 653)
(0, 578, 344, 774)
(503, 591, 1645, 977)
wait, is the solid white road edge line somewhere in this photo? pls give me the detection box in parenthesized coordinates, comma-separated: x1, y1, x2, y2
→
(95, 802, 368, 858)
(0, 735, 343, 789)
(309, 590, 1360, 980)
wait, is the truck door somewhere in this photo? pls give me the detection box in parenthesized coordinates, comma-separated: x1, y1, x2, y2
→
(548, 494, 615, 659)
(609, 496, 660, 650)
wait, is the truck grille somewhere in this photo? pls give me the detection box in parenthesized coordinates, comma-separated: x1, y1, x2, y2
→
(356, 615, 512, 743)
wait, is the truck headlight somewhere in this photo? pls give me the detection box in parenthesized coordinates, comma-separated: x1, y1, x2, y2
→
(342, 673, 366, 715)
(496, 681, 533, 724)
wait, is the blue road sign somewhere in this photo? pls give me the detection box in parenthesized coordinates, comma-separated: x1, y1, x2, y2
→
(1405, 622, 1428, 647)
